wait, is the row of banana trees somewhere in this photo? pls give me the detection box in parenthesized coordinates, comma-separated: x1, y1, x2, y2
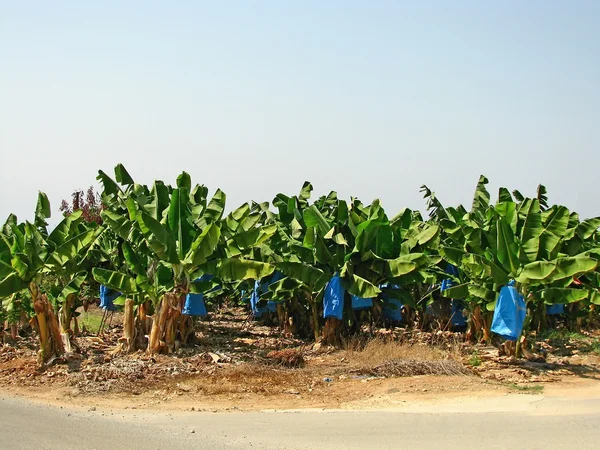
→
(1, 166, 599, 363)
(425, 177, 600, 343)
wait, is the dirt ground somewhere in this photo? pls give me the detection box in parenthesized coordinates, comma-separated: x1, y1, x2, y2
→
(1, 305, 600, 412)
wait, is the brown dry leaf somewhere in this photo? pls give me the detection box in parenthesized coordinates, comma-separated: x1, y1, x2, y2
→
(234, 338, 257, 345)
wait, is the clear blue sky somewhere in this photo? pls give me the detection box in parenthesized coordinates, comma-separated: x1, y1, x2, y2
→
(1, 1, 599, 225)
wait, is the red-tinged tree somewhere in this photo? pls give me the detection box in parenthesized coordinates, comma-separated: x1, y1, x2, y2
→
(60, 186, 103, 224)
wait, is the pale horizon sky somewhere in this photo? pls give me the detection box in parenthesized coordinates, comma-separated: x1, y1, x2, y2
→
(1, 1, 599, 226)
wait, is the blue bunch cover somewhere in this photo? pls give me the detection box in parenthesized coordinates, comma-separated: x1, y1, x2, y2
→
(441, 266, 464, 325)
(383, 297, 403, 322)
(99, 285, 121, 311)
(183, 293, 208, 316)
(440, 279, 453, 292)
(198, 273, 214, 283)
(191, 274, 220, 295)
(250, 280, 267, 317)
(425, 284, 442, 317)
(546, 303, 564, 315)
(194, 273, 220, 294)
(183, 274, 218, 317)
(446, 263, 459, 277)
(379, 284, 403, 321)
(265, 271, 284, 313)
(260, 271, 284, 293)
(323, 275, 345, 320)
(450, 299, 467, 327)
(351, 295, 373, 311)
(491, 280, 526, 341)
(250, 271, 285, 317)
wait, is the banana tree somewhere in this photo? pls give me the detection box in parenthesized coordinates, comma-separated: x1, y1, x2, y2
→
(0, 193, 102, 361)
(1, 290, 33, 340)
(93, 164, 276, 354)
(0, 197, 65, 363)
(439, 181, 599, 351)
(267, 183, 440, 344)
(423, 177, 498, 339)
(43, 212, 103, 350)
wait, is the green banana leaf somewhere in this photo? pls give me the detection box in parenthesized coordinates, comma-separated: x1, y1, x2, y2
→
(183, 223, 221, 267)
(205, 258, 274, 282)
(539, 288, 588, 304)
(277, 262, 329, 290)
(0, 272, 26, 297)
(136, 211, 179, 264)
(56, 271, 88, 302)
(347, 274, 381, 298)
(92, 268, 138, 294)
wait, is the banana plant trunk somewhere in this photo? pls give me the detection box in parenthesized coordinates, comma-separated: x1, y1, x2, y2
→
(470, 305, 485, 343)
(588, 304, 596, 328)
(178, 315, 195, 345)
(537, 302, 548, 333)
(322, 318, 341, 346)
(164, 294, 182, 352)
(309, 294, 321, 342)
(30, 283, 64, 363)
(482, 310, 492, 344)
(10, 323, 18, 340)
(119, 299, 135, 353)
(133, 300, 152, 350)
(276, 303, 288, 333)
(137, 300, 152, 335)
(149, 291, 183, 354)
(404, 306, 414, 329)
(59, 293, 76, 353)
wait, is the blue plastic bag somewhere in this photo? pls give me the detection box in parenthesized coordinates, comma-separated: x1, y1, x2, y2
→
(446, 263, 459, 277)
(450, 299, 467, 327)
(491, 281, 526, 341)
(250, 280, 267, 317)
(351, 295, 373, 310)
(383, 297, 403, 321)
(99, 285, 121, 311)
(182, 293, 208, 316)
(379, 284, 403, 321)
(265, 271, 284, 314)
(323, 275, 345, 320)
(251, 271, 285, 317)
(198, 273, 214, 283)
(191, 273, 217, 291)
(425, 284, 444, 317)
(441, 267, 465, 326)
(440, 279, 453, 292)
(183, 274, 217, 317)
(546, 303, 564, 315)
(379, 283, 401, 290)
(261, 271, 284, 292)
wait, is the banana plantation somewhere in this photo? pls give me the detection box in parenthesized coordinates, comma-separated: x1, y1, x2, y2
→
(2, 164, 600, 365)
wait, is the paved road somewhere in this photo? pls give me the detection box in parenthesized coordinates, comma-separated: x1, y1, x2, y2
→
(1, 394, 599, 449)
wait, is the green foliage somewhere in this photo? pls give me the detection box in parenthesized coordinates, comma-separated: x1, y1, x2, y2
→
(80, 310, 105, 334)
(2, 167, 600, 347)
(468, 352, 482, 367)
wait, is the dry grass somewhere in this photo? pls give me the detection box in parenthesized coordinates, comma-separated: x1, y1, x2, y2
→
(360, 359, 470, 377)
(343, 337, 468, 378)
(345, 337, 455, 365)
(266, 348, 305, 368)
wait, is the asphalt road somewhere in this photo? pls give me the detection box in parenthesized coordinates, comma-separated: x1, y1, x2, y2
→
(1, 394, 599, 449)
